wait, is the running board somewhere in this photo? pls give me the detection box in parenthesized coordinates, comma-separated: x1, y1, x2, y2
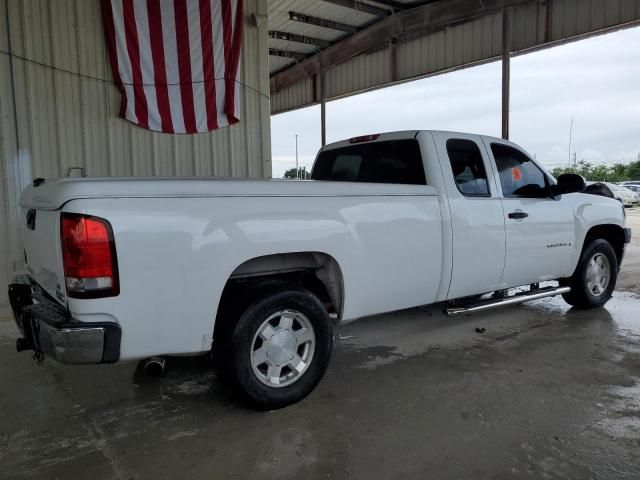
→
(444, 286, 571, 316)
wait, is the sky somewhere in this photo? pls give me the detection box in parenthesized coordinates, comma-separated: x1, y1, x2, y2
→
(270, 26, 640, 178)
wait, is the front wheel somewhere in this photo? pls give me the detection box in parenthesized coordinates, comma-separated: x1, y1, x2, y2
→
(560, 238, 618, 309)
(227, 286, 333, 409)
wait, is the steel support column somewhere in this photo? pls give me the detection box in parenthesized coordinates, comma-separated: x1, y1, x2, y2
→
(501, 7, 512, 140)
(320, 69, 327, 146)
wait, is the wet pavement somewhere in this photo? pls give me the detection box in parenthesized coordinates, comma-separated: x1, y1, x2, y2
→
(1, 213, 640, 479)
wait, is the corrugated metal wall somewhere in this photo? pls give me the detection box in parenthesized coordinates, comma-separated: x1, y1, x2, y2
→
(271, 0, 640, 113)
(0, 0, 272, 305)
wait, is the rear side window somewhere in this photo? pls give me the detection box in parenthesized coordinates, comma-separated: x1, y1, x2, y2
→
(446, 139, 490, 196)
(491, 143, 547, 197)
(311, 140, 426, 185)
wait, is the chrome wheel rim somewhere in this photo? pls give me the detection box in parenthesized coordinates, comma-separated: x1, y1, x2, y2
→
(251, 309, 316, 388)
(586, 253, 611, 297)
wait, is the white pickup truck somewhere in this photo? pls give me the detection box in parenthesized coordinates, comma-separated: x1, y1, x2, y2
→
(9, 130, 631, 409)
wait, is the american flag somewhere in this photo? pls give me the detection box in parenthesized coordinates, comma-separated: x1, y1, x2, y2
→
(102, 0, 243, 134)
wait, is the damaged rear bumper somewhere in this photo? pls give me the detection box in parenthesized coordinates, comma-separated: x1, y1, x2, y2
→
(8, 275, 121, 364)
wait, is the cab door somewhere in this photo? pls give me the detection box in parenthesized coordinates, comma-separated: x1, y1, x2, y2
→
(483, 138, 577, 287)
(432, 132, 506, 299)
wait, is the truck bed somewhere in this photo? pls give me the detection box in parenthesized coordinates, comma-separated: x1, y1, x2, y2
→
(20, 177, 432, 211)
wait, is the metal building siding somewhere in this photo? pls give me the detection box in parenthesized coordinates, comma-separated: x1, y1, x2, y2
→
(395, 12, 502, 83)
(271, 77, 314, 114)
(271, 0, 640, 113)
(3, 0, 270, 178)
(326, 48, 388, 100)
(0, 0, 22, 308)
(0, 0, 271, 305)
(551, 0, 640, 40)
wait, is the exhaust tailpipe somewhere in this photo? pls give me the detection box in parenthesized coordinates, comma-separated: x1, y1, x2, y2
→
(142, 356, 166, 377)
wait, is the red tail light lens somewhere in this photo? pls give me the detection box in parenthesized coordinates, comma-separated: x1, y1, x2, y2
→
(61, 213, 119, 298)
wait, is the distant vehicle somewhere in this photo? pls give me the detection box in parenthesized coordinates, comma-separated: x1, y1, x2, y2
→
(623, 184, 640, 195)
(9, 131, 631, 409)
(603, 182, 639, 207)
(585, 181, 614, 198)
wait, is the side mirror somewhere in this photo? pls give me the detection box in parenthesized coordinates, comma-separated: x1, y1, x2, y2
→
(552, 173, 586, 196)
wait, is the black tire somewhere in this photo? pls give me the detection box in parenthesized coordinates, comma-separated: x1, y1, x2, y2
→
(225, 286, 333, 409)
(212, 281, 299, 386)
(560, 238, 618, 309)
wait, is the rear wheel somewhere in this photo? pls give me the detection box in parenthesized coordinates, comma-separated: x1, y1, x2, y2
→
(560, 239, 617, 309)
(224, 286, 333, 409)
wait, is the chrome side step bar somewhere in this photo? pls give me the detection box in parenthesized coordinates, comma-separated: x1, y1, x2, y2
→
(444, 286, 571, 316)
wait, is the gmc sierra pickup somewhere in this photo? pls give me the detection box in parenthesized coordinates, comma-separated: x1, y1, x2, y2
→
(9, 130, 631, 409)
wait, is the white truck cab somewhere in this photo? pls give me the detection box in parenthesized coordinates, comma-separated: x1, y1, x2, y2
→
(9, 130, 631, 409)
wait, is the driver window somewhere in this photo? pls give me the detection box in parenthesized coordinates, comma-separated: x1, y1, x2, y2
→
(491, 143, 547, 197)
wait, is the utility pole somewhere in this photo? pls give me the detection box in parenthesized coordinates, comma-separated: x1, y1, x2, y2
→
(295, 134, 299, 179)
(568, 116, 574, 168)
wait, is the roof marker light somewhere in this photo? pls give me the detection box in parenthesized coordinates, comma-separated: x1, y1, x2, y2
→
(348, 134, 380, 144)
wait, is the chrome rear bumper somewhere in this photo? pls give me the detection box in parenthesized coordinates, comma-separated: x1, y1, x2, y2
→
(8, 276, 121, 364)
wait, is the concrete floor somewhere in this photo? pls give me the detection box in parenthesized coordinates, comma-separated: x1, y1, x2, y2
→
(2, 212, 640, 480)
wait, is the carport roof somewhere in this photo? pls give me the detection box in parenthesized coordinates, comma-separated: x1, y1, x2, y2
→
(266, 0, 533, 99)
(267, 0, 640, 116)
(267, 0, 427, 75)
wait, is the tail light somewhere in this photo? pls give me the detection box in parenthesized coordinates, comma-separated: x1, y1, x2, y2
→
(61, 213, 119, 298)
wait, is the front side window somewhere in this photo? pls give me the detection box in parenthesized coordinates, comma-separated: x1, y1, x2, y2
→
(311, 140, 426, 185)
(491, 143, 547, 197)
(446, 139, 490, 196)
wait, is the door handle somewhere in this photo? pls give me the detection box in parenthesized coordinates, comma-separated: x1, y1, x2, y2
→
(508, 211, 528, 219)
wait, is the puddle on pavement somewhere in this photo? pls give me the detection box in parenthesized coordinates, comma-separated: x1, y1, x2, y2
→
(337, 289, 640, 369)
(597, 383, 640, 440)
(534, 290, 640, 337)
(603, 291, 640, 337)
(486, 292, 640, 442)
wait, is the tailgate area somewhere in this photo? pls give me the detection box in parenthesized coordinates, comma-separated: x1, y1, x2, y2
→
(20, 207, 66, 303)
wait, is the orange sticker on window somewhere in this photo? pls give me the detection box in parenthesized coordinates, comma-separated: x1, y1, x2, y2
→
(512, 167, 522, 181)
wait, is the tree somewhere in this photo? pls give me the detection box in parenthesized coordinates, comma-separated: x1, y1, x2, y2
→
(625, 161, 640, 180)
(551, 166, 572, 178)
(589, 164, 610, 182)
(283, 167, 310, 179)
(551, 159, 640, 183)
(574, 160, 593, 179)
(611, 163, 628, 180)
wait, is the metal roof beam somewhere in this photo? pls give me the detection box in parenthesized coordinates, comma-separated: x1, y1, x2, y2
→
(271, 0, 535, 94)
(321, 0, 390, 17)
(269, 49, 307, 63)
(288, 11, 358, 34)
(367, 0, 408, 11)
(269, 30, 332, 49)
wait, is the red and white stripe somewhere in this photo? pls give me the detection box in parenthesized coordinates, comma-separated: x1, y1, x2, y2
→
(102, 0, 243, 134)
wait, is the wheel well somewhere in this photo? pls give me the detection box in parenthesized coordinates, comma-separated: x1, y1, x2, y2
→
(583, 224, 625, 264)
(214, 252, 344, 339)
